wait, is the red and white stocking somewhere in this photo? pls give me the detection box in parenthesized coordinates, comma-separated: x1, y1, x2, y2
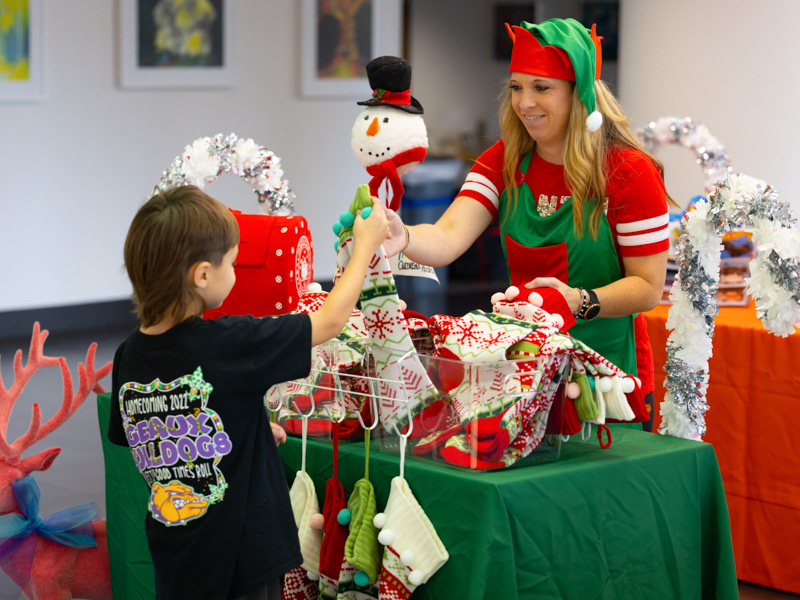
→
(372, 477, 448, 599)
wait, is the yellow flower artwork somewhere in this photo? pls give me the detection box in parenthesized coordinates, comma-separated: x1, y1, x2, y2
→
(141, 0, 222, 67)
(0, 0, 30, 81)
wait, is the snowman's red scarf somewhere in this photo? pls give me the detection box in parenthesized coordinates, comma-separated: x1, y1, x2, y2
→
(366, 146, 427, 211)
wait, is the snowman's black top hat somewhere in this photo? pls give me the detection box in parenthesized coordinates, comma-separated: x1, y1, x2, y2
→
(357, 56, 424, 114)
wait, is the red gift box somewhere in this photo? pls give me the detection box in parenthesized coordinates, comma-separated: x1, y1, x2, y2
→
(204, 210, 314, 318)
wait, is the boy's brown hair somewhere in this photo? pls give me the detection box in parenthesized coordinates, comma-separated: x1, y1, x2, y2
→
(124, 185, 239, 327)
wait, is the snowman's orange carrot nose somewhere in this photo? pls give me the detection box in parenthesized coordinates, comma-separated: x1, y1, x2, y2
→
(366, 117, 380, 137)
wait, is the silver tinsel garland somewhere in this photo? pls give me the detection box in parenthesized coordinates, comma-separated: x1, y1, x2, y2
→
(662, 174, 800, 439)
(158, 132, 296, 215)
(636, 116, 733, 193)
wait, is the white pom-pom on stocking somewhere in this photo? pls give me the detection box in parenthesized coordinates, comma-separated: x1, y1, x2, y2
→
(400, 550, 415, 566)
(399, 298, 408, 311)
(491, 292, 506, 304)
(505, 286, 520, 301)
(408, 570, 424, 586)
(528, 292, 543, 307)
(378, 528, 395, 546)
(307, 282, 322, 293)
(373, 513, 386, 528)
(621, 376, 636, 394)
(566, 382, 581, 399)
(586, 111, 603, 132)
(598, 377, 613, 393)
(307, 570, 320, 581)
(552, 313, 564, 329)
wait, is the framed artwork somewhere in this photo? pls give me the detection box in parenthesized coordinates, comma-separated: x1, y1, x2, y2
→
(119, 0, 235, 89)
(300, 0, 401, 98)
(493, 3, 535, 61)
(0, 0, 43, 103)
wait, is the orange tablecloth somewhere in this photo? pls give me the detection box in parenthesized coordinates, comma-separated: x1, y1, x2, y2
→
(644, 303, 800, 593)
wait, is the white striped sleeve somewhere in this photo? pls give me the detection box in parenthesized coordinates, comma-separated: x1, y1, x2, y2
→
(459, 173, 500, 211)
(615, 212, 670, 248)
(615, 213, 670, 234)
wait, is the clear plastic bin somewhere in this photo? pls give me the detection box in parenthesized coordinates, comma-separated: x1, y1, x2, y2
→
(367, 341, 568, 471)
(266, 336, 567, 470)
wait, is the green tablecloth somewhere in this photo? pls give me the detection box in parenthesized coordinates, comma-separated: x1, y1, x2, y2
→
(98, 391, 737, 600)
(280, 430, 738, 600)
(98, 393, 156, 600)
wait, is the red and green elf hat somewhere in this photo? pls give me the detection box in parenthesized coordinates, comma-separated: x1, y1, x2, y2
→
(506, 18, 604, 131)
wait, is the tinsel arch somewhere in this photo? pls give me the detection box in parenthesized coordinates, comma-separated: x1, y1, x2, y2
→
(660, 176, 800, 439)
(637, 118, 800, 439)
(158, 133, 296, 215)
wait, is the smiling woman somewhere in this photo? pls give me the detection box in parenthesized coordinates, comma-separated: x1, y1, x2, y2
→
(382, 17, 674, 432)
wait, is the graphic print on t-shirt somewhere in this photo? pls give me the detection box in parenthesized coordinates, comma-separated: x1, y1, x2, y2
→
(118, 366, 232, 526)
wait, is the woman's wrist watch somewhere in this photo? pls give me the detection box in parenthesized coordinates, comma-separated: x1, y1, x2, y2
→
(576, 288, 601, 321)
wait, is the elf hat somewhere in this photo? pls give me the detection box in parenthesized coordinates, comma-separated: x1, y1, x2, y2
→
(357, 56, 424, 114)
(506, 18, 604, 132)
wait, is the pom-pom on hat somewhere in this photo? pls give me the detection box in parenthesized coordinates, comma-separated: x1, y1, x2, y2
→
(357, 56, 424, 114)
(506, 18, 604, 131)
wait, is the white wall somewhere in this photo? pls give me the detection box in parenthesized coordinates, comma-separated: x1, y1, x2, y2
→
(0, 0, 400, 313)
(2, 0, 798, 313)
(618, 0, 800, 213)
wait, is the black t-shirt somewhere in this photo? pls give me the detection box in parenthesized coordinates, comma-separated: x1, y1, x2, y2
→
(108, 314, 312, 599)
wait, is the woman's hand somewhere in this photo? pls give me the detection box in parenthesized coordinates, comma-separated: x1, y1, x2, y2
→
(382, 208, 407, 257)
(270, 421, 287, 446)
(525, 277, 582, 315)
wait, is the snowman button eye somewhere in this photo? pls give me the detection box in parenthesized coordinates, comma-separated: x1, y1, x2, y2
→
(383, 117, 389, 123)
(364, 115, 369, 120)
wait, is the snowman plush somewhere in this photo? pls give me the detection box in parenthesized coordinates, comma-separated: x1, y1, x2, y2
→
(350, 56, 428, 211)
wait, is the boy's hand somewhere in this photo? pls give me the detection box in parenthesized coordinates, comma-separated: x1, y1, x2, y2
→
(353, 197, 389, 254)
(270, 421, 287, 445)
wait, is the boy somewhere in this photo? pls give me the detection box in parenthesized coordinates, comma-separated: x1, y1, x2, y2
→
(107, 185, 388, 599)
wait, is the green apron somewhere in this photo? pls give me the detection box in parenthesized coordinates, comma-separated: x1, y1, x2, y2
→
(499, 150, 637, 376)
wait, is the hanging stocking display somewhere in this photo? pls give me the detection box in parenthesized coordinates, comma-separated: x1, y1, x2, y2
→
(318, 423, 351, 600)
(336, 422, 381, 600)
(333, 185, 440, 433)
(283, 405, 322, 600)
(373, 476, 448, 599)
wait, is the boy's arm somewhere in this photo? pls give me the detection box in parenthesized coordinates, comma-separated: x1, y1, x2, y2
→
(309, 198, 388, 346)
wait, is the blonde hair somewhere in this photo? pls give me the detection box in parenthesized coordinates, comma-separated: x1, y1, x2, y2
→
(124, 185, 239, 327)
(499, 78, 674, 238)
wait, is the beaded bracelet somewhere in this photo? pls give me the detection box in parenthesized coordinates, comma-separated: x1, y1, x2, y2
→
(573, 287, 587, 319)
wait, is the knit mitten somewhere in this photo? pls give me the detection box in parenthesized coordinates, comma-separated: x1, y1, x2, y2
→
(372, 477, 449, 599)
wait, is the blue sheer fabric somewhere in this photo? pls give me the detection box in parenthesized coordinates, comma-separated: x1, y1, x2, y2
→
(0, 475, 98, 598)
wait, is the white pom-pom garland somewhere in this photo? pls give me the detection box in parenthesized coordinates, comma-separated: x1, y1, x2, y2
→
(373, 513, 386, 529)
(408, 570, 424, 586)
(378, 528, 395, 546)
(400, 550, 415, 566)
(586, 111, 603, 132)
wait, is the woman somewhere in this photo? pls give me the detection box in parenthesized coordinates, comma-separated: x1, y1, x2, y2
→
(384, 18, 672, 430)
